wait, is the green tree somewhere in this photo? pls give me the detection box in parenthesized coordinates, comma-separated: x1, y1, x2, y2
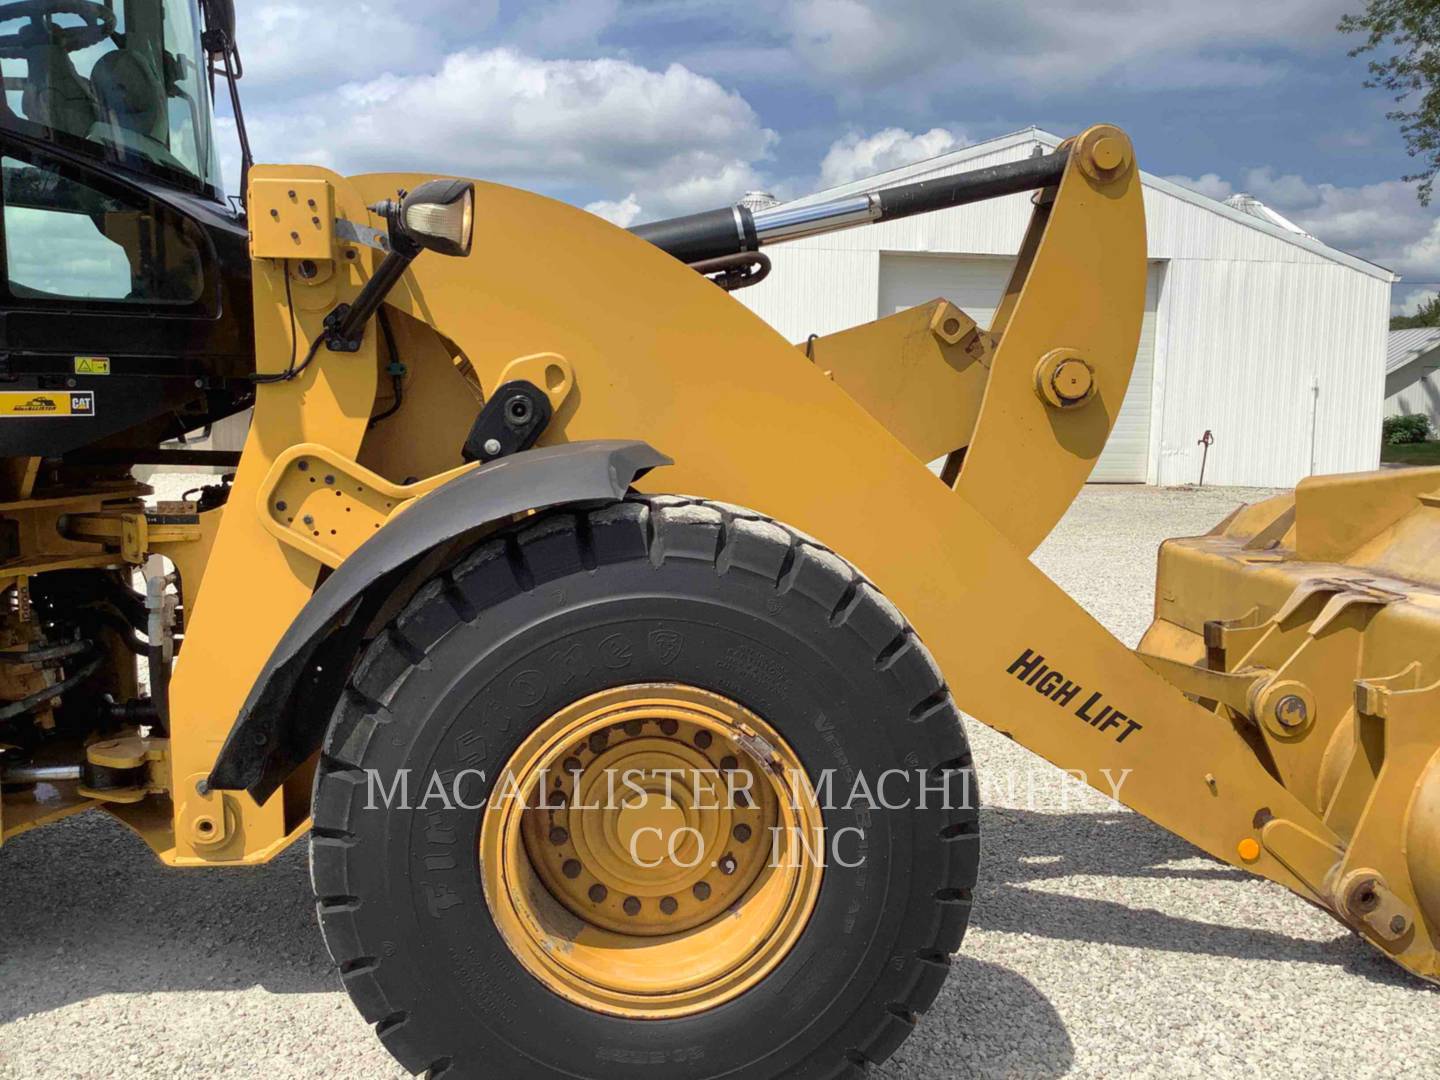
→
(1342, 1, 1440, 204)
(1392, 292, 1440, 327)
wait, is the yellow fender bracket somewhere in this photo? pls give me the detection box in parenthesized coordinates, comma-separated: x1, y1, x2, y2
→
(258, 443, 473, 569)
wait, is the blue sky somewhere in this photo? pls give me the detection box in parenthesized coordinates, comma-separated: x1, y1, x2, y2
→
(222, 1, 1440, 311)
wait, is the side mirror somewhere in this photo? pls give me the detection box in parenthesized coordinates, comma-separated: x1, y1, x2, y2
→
(201, 0, 236, 51)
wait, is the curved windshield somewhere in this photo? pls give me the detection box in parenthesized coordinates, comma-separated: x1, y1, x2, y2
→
(0, 0, 220, 194)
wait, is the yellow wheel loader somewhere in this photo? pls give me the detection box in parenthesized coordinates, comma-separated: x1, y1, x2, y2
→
(0, 2, 1435, 1076)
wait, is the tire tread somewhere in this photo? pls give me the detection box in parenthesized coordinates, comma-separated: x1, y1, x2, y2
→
(312, 494, 979, 1077)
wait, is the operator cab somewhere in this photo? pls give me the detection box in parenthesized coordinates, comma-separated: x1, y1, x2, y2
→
(0, 0, 252, 459)
(1, 0, 221, 194)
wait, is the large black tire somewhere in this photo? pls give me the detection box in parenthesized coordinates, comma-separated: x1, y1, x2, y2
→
(311, 494, 979, 1078)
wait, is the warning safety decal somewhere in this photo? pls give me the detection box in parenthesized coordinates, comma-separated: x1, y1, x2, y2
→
(0, 391, 96, 417)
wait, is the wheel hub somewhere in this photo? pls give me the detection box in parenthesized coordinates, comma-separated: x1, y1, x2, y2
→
(482, 684, 823, 1017)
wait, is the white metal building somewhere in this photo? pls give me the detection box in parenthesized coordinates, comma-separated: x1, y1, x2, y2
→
(738, 129, 1394, 486)
(1386, 327, 1440, 427)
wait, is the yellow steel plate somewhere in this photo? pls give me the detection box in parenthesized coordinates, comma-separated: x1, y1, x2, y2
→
(249, 177, 336, 260)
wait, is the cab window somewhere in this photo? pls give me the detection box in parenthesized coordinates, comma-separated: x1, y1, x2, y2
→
(2, 152, 204, 303)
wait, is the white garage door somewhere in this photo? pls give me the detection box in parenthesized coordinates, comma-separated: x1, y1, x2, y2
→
(878, 254, 1164, 483)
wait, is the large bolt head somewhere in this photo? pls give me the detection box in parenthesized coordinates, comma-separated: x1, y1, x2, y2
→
(1075, 125, 1134, 183)
(1254, 680, 1316, 738)
(1274, 693, 1309, 728)
(1033, 349, 1097, 409)
(1090, 136, 1125, 173)
(1350, 878, 1381, 913)
(1051, 359, 1094, 402)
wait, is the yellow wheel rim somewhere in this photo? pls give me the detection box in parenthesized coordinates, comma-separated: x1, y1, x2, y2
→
(480, 684, 824, 1018)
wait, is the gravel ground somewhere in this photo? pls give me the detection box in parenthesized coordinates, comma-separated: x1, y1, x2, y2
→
(1, 483, 1436, 1079)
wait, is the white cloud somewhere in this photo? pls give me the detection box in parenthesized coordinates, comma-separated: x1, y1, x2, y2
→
(817, 127, 966, 189)
(785, 0, 909, 87)
(244, 47, 776, 218)
(514, 0, 622, 52)
(1394, 289, 1438, 317)
(1166, 172, 1235, 202)
(239, 1, 490, 89)
(586, 192, 642, 226)
(652, 160, 770, 213)
(771, 0, 1350, 96)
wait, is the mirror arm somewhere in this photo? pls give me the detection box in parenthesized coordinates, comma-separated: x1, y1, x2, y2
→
(201, 9, 251, 209)
(217, 43, 252, 205)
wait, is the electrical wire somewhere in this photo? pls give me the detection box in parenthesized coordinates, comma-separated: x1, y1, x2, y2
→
(367, 308, 405, 429)
(250, 261, 324, 384)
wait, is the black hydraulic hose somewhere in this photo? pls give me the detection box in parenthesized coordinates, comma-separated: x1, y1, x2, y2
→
(0, 640, 91, 665)
(0, 653, 102, 722)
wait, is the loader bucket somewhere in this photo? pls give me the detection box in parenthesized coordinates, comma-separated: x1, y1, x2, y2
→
(1141, 468, 1440, 981)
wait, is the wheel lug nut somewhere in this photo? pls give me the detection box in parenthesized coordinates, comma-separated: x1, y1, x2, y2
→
(588, 731, 609, 753)
(720, 755, 738, 772)
(719, 853, 738, 875)
(562, 859, 582, 879)
(623, 896, 642, 916)
(659, 896, 678, 915)
(563, 756, 582, 776)
(693, 730, 713, 750)
(589, 884, 608, 903)
(659, 718, 679, 736)
(549, 826, 569, 845)
(733, 824, 752, 843)
(623, 719, 643, 737)
(692, 881, 711, 901)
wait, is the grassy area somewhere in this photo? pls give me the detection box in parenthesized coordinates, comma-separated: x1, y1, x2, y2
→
(1382, 441, 1440, 466)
